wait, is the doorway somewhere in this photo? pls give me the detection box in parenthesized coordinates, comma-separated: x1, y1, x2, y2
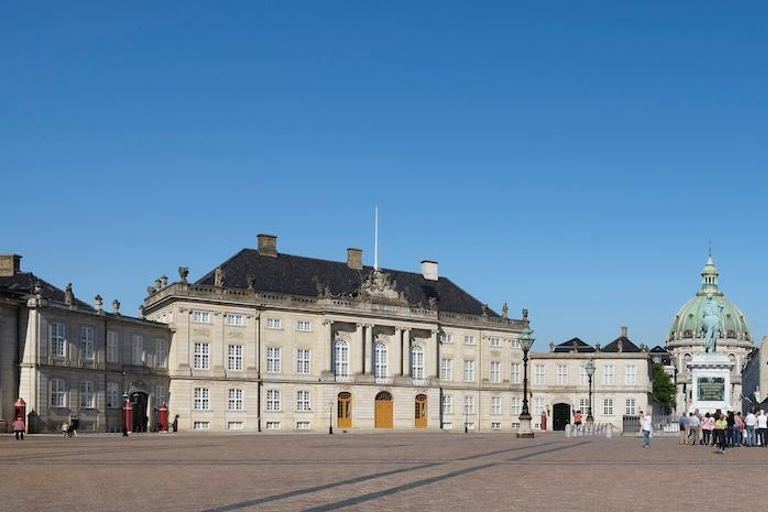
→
(415, 394, 427, 428)
(374, 391, 393, 428)
(553, 402, 571, 431)
(130, 391, 149, 433)
(337, 392, 352, 429)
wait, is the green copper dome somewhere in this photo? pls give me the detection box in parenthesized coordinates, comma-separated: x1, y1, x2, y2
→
(668, 256, 751, 342)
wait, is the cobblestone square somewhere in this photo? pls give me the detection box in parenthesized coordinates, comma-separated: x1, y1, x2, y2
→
(4, 432, 767, 512)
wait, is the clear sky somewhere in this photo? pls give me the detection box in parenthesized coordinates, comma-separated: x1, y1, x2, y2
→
(2, 2, 767, 350)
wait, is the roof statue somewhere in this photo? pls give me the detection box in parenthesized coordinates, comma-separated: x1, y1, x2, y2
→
(358, 268, 404, 303)
(701, 293, 724, 352)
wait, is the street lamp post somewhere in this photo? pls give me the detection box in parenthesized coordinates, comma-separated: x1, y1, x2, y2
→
(516, 325, 535, 438)
(328, 400, 334, 435)
(121, 391, 130, 437)
(585, 359, 595, 423)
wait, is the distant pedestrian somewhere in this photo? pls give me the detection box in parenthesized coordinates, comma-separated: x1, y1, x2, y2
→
(713, 411, 728, 453)
(12, 417, 25, 440)
(689, 413, 701, 445)
(744, 410, 757, 446)
(756, 410, 768, 447)
(171, 415, 179, 432)
(726, 411, 736, 447)
(678, 413, 690, 445)
(69, 416, 79, 437)
(641, 410, 652, 448)
(573, 410, 582, 428)
(701, 413, 714, 446)
(733, 412, 743, 447)
(62, 422, 69, 438)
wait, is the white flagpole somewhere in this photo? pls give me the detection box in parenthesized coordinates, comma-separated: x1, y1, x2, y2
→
(374, 206, 379, 270)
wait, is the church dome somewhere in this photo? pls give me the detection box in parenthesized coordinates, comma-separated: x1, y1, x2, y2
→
(668, 256, 751, 342)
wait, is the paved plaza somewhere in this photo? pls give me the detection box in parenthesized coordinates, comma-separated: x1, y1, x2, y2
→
(3, 432, 767, 512)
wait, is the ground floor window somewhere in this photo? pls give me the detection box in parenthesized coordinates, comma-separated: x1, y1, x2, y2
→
(296, 421, 311, 430)
(227, 422, 243, 430)
(193, 421, 210, 430)
(625, 398, 636, 415)
(464, 422, 475, 431)
(442, 422, 453, 430)
(603, 398, 614, 415)
(491, 422, 501, 431)
(266, 421, 281, 430)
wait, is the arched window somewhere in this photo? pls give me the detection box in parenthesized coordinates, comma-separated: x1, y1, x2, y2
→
(334, 339, 349, 377)
(411, 345, 425, 379)
(374, 341, 387, 378)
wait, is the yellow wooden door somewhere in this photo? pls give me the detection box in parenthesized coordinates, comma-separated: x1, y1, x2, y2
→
(415, 394, 427, 428)
(375, 392, 393, 428)
(338, 392, 352, 429)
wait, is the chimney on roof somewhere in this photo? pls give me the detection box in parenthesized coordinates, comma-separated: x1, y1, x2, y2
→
(621, 326, 628, 338)
(347, 248, 363, 270)
(0, 254, 22, 277)
(257, 234, 277, 257)
(421, 260, 438, 281)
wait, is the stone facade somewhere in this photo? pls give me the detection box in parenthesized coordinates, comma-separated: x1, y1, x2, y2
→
(742, 335, 768, 413)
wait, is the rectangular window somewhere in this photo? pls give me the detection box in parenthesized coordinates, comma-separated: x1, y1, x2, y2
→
(156, 386, 167, 407)
(510, 338, 521, 349)
(266, 347, 281, 373)
(155, 338, 167, 368)
(228, 345, 243, 371)
(80, 326, 95, 360)
(489, 337, 501, 348)
(296, 320, 311, 332)
(463, 335, 475, 345)
(266, 421, 281, 430)
(439, 333, 453, 343)
(491, 395, 502, 415)
(603, 398, 614, 415)
(411, 347, 425, 379)
(107, 382, 120, 409)
(441, 395, 453, 414)
(603, 365, 615, 385)
(51, 379, 66, 407)
(80, 381, 95, 408)
(107, 331, 119, 363)
(511, 397, 521, 415)
(193, 342, 210, 370)
(510, 363, 521, 384)
(490, 361, 501, 383)
(534, 364, 546, 385)
(442, 422, 453, 430)
(266, 390, 281, 411)
(464, 395, 475, 415)
(296, 390, 311, 412)
(296, 348, 311, 374)
(266, 318, 282, 329)
(533, 397, 545, 415)
(296, 421, 311, 430)
(580, 397, 590, 413)
(228, 422, 244, 430)
(131, 335, 144, 365)
(440, 358, 453, 380)
(556, 364, 568, 385)
(463, 360, 475, 382)
(50, 322, 66, 358)
(228, 388, 243, 411)
(194, 387, 210, 410)
(193, 421, 210, 430)
(193, 311, 211, 324)
(625, 364, 637, 385)
(625, 398, 636, 416)
(491, 422, 501, 431)
(226, 313, 244, 326)
(580, 367, 589, 385)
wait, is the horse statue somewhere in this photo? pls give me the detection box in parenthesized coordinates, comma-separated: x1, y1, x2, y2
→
(701, 294, 723, 352)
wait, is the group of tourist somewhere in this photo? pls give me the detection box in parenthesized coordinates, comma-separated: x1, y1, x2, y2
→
(678, 409, 768, 453)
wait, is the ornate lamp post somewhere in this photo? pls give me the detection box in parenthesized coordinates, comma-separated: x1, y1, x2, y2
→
(516, 325, 535, 438)
(328, 400, 334, 435)
(585, 359, 595, 423)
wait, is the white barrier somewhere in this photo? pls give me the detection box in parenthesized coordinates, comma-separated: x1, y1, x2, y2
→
(565, 423, 614, 438)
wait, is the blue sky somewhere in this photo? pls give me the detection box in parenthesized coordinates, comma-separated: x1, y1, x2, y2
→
(2, 2, 767, 350)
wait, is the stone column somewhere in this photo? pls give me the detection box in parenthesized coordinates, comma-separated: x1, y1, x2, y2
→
(323, 320, 333, 373)
(353, 323, 364, 375)
(427, 329, 438, 378)
(364, 324, 373, 374)
(393, 327, 402, 378)
(402, 329, 411, 377)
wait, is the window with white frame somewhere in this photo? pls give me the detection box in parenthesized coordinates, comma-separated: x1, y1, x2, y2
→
(194, 421, 210, 430)
(155, 338, 167, 368)
(106, 382, 120, 408)
(625, 398, 636, 415)
(464, 395, 475, 414)
(156, 386, 167, 407)
(603, 398, 614, 415)
(51, 378, 66, 407)
(296, 348, 311, 374)
(80, 326, 95, 360)
(442, 422, 453, 430)
(510, 363, 521, 384)
(533, 364, 545, 385)
(511, 397, 522, 415)
(193, 311, 211, 324)
(374, 342, 387, 378)
(463, 360, 475, 381)
(80, 381, 95, 408)
(228, 422, 244, 430)
(296, 390, 311, 412)
(194, 387, 210, 410)
(625, 364, 637, 385)
(266, 347, 281, 373)
(441, 358, 453, 380)
(228, 344, 243, 371)
(50, 322, 66, 358)
(228, 388, 243, 411)
(580, 367, 589, 385)
(491, 422, 501, 431)
(266, 317, 281, 329)
(491, 395, 502, 415)
(603, 364, 615, 385)
(296, 421, 310, 430)
(533, 397, 545, 415)
(510, 338, 521, 349)
(463, 335, 475, 345)
(489, 337, 501, 348)
(334, 339, 349, 377)
(556, 364, 568, 385)
(226, 313, 244, 326)
(490, 361, 501, 383)
(579, 397, 590, 413)
(132, 335, 144, 365)
(193, 342, 210, 370)
(439, 333, 453, 343)
(107, 331, 119, 363)
(411, 345, 425, 379)
(266, 389, 281, 411)
(296, 320, 311, 332)
(441, 394, 453, 414)
(266, 421, 281, 430)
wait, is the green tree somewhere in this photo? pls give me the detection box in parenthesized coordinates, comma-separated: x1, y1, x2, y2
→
(652, 362, 676, 414)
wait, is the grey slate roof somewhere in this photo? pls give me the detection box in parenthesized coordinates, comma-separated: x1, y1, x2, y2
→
(553, 337, 596, 353)
(0, 272, 93, 309)
(601, 336, 642, 353)
(195, 249, 498, 317)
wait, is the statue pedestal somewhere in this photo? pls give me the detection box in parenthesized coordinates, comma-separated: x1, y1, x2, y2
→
(687, 352, 733, 414)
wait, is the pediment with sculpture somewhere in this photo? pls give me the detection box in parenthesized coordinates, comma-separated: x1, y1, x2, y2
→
(358, 269, 408, 305)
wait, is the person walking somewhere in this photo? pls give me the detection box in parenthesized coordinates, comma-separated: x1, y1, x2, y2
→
(689, 413, 701, 446)
(725, 411, 736, 447)
(678, 412, 690, 445)
(756, 410, 768, 447)
(713, 411, 728, 454)
(641, 410, 652, 448)
(701, 412, 714, 446)
(734, 412, 743, 447)
(12, 417, 25, 440)
(744, 410, 757, 447)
